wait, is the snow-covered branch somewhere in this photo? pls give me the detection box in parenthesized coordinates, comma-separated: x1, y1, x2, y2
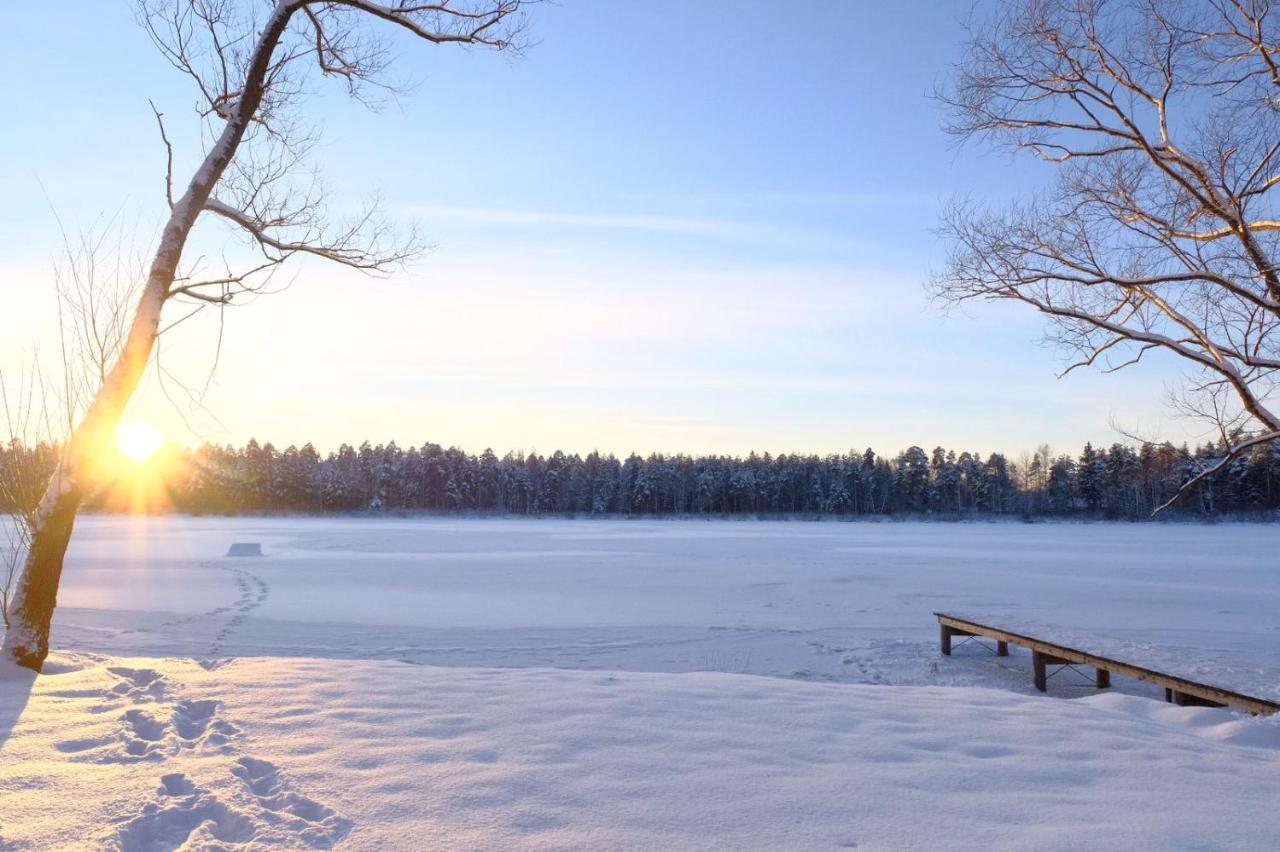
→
(5, 0, 534, 671)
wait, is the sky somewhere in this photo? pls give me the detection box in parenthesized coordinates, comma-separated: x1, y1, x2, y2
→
(0, 1, 1200, 459)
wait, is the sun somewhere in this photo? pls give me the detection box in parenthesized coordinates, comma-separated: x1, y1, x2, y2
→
(116, 420, 166, 464)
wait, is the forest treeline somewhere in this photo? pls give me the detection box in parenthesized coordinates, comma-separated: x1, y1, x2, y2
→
(3, 437, 1280, 520)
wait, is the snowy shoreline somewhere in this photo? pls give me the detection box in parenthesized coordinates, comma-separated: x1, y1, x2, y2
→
(60, 509, 1280, 524)
(4, 654, 1279, 850)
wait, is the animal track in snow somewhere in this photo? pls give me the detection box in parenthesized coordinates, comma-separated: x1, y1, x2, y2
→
(207, 564, 272, 658)
(153, 561, 273, 658)
(232, 756, 352, 846)
(805, 640, 890, 684)
(46, 660, 348, 849)
(119, 709, 168, 760)
(106, 773, 256, 851)
(154, 562, 234, 631)
(55, 675, 238, 764)
(105, 761, 350, 851)
(173, 699, 226, 741)
(105, 667, 167, 702)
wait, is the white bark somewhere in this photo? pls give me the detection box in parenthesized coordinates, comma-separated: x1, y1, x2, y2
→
(3, 0, 295, 666)
(3, 0, 528, 669)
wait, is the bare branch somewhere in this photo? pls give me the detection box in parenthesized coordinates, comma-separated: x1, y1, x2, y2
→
(202, 196, 418, 271)
(935, 0, 1280, 510)
(5, 0, 535, 669)
(149, 100, 176, 208)
(1153, 428, 1280, 515)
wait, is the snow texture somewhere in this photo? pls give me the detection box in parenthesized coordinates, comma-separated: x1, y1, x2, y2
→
(2, 516, 1279, 849)
(2, 654, 1279, 850)
(36, 516, 1280, 700)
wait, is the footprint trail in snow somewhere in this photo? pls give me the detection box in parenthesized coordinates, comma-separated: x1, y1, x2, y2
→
(200, 562, 271, 667)
(42, 661, 351, 850)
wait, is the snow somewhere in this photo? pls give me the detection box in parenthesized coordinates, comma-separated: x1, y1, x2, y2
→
(3, 516, 1280, 848)
(3, 654, 1279, 850)
(40, 516, 1280, 698)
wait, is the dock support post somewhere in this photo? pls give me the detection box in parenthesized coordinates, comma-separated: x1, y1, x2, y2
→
(932, 614, 1280, 715)
(1032, 650, 1048, 692)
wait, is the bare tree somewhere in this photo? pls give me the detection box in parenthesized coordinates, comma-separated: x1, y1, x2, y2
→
(934, 0, 1280, 512)
(1, 211, 151, 629)
(2, 0, 531, 672)
(1, 374, 46, 629)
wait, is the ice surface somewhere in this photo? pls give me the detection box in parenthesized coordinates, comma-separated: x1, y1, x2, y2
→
(38, 515, 1280, 700)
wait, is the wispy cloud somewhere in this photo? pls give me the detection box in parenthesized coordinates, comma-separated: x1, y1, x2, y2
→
(614, 190, 939, 209)
(401, 204, 777, 240)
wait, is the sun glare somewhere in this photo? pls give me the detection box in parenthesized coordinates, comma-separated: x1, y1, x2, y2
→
(116, 420, 166, 464)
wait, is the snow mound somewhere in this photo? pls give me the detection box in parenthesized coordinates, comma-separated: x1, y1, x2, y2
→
(3, 655, 1279, 850)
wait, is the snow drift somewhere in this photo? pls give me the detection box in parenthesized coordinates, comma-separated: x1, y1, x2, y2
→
(3, 654, 1279, 850)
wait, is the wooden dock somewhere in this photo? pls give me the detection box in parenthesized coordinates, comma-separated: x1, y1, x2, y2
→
(935, 612, 1280, 716)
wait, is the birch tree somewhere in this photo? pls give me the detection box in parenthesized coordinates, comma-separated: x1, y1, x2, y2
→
(2, 0, 530, 672)
(934, 0, 1280, 511)
(1, 215, 142, 630)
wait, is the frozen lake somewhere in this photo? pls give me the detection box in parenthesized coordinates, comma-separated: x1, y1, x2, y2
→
(41, 515, 1280, 701)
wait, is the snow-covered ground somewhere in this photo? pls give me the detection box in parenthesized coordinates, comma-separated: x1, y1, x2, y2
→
(4, 654, 1280, 850)
(3, 516, 1280, 849)
(42, 516, 1280, 699)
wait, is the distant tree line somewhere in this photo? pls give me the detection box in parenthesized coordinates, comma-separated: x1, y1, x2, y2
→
(4, 437, 1280, 520)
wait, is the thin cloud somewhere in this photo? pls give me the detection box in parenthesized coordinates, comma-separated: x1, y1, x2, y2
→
(401, 204, 776, 240)
(614, 190, 938, 209)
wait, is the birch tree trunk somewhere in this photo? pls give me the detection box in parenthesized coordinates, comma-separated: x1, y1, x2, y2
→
(2, 3, 294, 671)
(2, 0, 525, 671)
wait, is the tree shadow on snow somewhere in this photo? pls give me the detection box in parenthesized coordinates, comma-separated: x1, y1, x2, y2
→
(0, 658, 37, 753)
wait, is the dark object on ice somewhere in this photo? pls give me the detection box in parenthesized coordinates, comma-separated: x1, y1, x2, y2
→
(225, 542, 263, 557)
(935, 611, 1280, 716)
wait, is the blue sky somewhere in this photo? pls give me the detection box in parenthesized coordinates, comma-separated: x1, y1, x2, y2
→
(0, 1, 1195, 458)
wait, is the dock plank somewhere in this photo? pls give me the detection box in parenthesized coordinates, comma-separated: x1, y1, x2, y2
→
(935, 612, 1280, 716)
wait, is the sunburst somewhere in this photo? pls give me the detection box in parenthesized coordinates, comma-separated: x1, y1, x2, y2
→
(116, 420, 166, 464)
